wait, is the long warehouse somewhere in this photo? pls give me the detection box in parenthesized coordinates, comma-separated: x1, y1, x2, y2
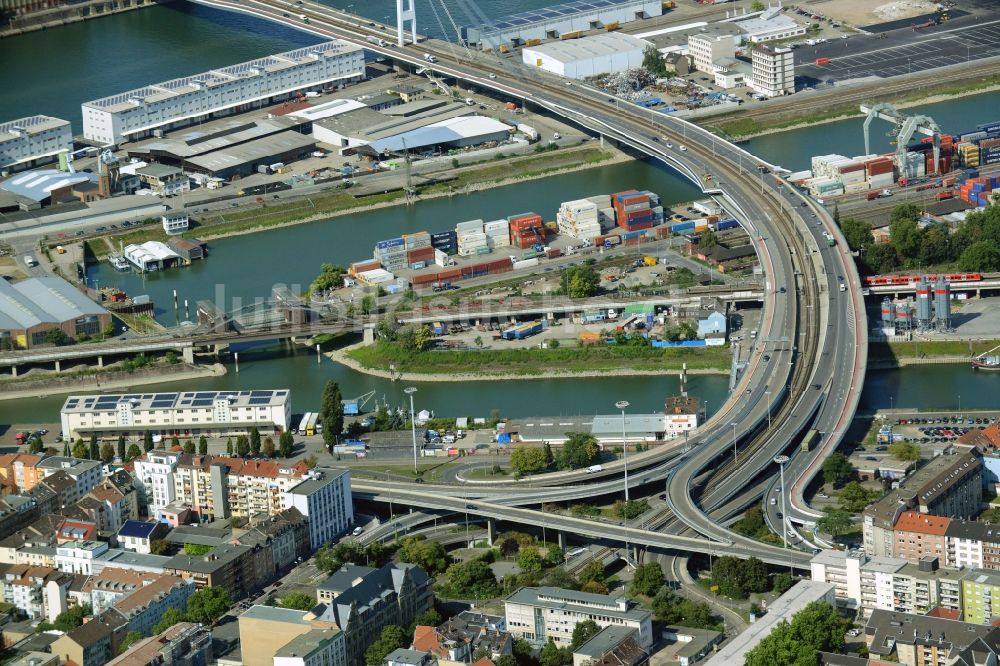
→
(82, 42, 366, 145)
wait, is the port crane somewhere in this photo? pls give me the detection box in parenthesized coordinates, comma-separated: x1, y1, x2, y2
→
(860, 102, 943, 175)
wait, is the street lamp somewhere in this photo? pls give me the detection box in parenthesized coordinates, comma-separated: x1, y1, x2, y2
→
(404, 387, 418, 474)
(774, 455, 790, 550)
(730, 422, 738, 465)
(615, 400, 630, 503)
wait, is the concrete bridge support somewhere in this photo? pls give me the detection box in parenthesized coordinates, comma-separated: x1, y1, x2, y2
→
(182, 347, 194, 364)
(487, 518, 496, 544)
(558, 531, 567, 549)
(97, 355, 104, 368)
(363, 324, 376, 345)
(54, 360, 61, 373)
(395, 0, 416, 47)
(9, 365, 16, 378)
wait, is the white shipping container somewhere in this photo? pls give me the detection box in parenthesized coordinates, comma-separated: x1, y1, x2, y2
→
(512, 257, 540, 270)
(586, 195, 612, 208)
(456, 219, 485, 233)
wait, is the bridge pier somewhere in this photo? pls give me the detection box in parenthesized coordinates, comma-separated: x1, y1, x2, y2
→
(486, 518, 496, 544)
(9, 365, 16, 378)
(558, 531, 566, 550)
(54, 360, 61, 373)
(362, 325, 376, 345)
(182, 347, 194, 364)
(97, 355, 104, 368)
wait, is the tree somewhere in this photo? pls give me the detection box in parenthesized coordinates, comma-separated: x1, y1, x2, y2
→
(888, 212, 922, 260)
(360, 295, 376, 315)
(711, 556, 767, 600)
(960, 240, 1000, 272)
(279, 591, 316, 611)
(840, 218, 873, 252)
(262, 437, 276, 458)
(28, 439, 43, 454)
(364, 625, 408, 666)
(116, 434, 126, 461)
(818, 510, 854, 536)
(744, 602, 848, 666)
(152, 606, 187, 635)
(184, 543, 214, 556)
(45, 328, 68, 346)
(837, 481, 880, 512)
(321, 380, 344, 449)
(496, 655, 518, 666)
(864, 243, 899, 274)
(72, 441, 88, 459)
(414, 325, 434, 351)
(651, 588, 720, 631)
(198, 435, 208, 455)
(544, 545, 564, 567)
(249, 427, 261, 456)
(183, 440, 195, 454)
(99, 442, 115, 463)
(398, 537, 450, 575)
(889, 441, 920, 462)
(821, 452, 853, 487)
(613, 499, 649, 521)
(38, 604, 92, 632)
(511, 446, 550, 475)
(557, 433, 600, 470)
(700, 229, 719, 250)
(629, 562, 665, 597)
(561, 265, 600, 298)
(446, 559, 499, 598)
(918, 224, 952, 266)
(186, 586, 232, 625)
(126, 444, 142, 461)
(570, 619, 601, 649)
(89, 433, 99, 460)
(226, 438, 234, 455)
(119, 631, 144, 654)
(981, 507, 1000, 525)
(750, 0, 765, 9)
(517, 547, 543, 573)
(236, 435, 250, 457)
(169, 436, 179, 450)
(578, 561, 607, 588)
(310, 263, 346, 294)
(279, 431, 295, 458)
(539, 639, 572, 666)
(641, 44, 668, 77)
(150, 539, 170, 555)
(773, 572, 794, 595)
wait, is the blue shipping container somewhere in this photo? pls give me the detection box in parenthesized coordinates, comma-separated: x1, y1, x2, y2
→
(716, 219, 740, 231)
(977, 121, 1000, 134)
(376, 238, 405, 250)
(652, 339, 707, 348)
(431, 230, 456, 241)
(672, 221, 695, 232)
(622, 230, 646, 239)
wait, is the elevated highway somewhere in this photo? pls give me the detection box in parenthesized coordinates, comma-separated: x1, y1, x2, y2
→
(175, 0, 865, 558)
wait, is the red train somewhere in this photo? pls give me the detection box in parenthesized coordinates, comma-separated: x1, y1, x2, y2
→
(864, 273, 983, 286)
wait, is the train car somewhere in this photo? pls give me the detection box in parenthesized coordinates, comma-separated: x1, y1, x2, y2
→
(864, 273, 982, 286)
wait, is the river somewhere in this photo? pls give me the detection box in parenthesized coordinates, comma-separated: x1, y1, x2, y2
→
(1, 4, 998, 425)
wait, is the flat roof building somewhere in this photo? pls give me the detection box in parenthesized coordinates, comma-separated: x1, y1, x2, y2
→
(123, 240, 181, 272)
(735, 9, 806, 43)
(283, 468, 353, 551)
(82, 42, 366, 144)
(521, 33, 650, 79)
(184, 130, 316, 179)
(0, 116, 74, 173)
(60, 389, 292, 441)
(0, 276, 111, 350)
(0, 168, 97, 204)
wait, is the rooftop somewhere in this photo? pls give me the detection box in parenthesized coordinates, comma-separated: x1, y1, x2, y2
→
(522, 32, 650, 61)
(894, 511, 950, 535)
(463, 0, 655, 34)
(865, 609, 1000, 657)
(62, 389, 290, 414)
(274, 627, 342, 658)
(185, 130, 315, 174)
(590, 414, 670, 436)
(0, 277, 108, 331)
(505, 587, 650, 622)
(0, 115, 70, 140)
(0, 169, 96, 203)
(573, 625, 637, 657)
(286, 467, 349, 497)
(165, 543, 251, 574)
(240, 604, 310, 624)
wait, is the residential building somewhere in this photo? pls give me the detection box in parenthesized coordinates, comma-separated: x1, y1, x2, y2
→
(750, 43, 794, 98)
(56, 518, 97, 545)
(383, 649, 434, 666)
(0, 276, 112, 349)
(112, 574, 195, 636)
(173, 455, 310, 521)
(864, 452, 983, 556)
(238, 605, 345, 666)
(97, 549, 170, 575)
(14, 545, 56, 568)
(40, 471, 84, 511)
(104, 622, 213, 666)
(0, 495, 42, 542)
(504, 587, 653, 650)
(239, 508, 310, 571)
(315, 562, 433, 666)
(703, 581, 837, 666)
(104, 470, 141, 523)
(51, 611, 128, 666)
(82, 42, 366, 143)
(283, 468, 353, 550)
(74, 484, 128, 533)
(0, 116, 74, 172)
(864, 609, 1000, 666)
(894, 512, 950, 563)
(83, 568, 162, 614)
(696, 312, 727, 338)
(571, 626, 647, 666)
(165, 542, 261, 600)
(117, 520, 170, 554)
(135, 164, 190, 196)
(60, 390, 292, 442)
(4, 653, 59, 666)
(686, 25, 741, 73)
(0, 454, 44, 492)
(412, 612, 511, 663)
(961, 569, 1000, 625)
(133, 450, 181, 517)
(36, 457, 102, 503)
(946, 519, 992, 569)
(162, 213, 190, 235)
(0, 564, 72, 620)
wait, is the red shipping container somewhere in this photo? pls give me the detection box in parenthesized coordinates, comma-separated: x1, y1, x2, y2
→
(546, 248, 562, 258)
(406, 247, 435, 263)
(625, 208, 652, 219)
(612, 189, 642, 199)
(438, 267, 462, 280)
(839, 162, 865, 173)
(623, 220, 653, 231)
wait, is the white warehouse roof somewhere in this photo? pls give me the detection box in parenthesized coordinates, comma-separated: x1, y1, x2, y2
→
(523, 33, 650, 79)
(0, 169, 96, 202)
(124, 241, 180, 265)
(289, 98, 367, 122)
(366, 116, 511, 154)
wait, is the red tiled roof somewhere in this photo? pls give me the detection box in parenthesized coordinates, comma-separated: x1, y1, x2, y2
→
(412, 626, 442, 655)
(894, 511, 950, 535)
(926, 607, 961, 621)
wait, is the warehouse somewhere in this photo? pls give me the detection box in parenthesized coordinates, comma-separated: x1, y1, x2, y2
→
(0, 115, 73, 173)
(0, 169, 97, 208)
(82, 41, 366, 144)
(0, 277, 111, 349)
(183, 131, 316, 179)
(461, 0, 662, 51)
(123, 241, 181, 272)
(735, 8, 805, 43)
(311, 102, 485, 151)
(522, 33, 650, 79)
(361, 116, 512, 155)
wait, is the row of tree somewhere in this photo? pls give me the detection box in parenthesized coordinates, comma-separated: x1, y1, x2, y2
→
(509, 434, 601, 475)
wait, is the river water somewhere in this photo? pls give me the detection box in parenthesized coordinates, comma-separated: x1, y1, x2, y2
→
(0, 4, 997, 424)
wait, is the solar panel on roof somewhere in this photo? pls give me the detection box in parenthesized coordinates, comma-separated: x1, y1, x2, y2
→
(250, 390, 272, 397)
(191, 399, 213, 407)
(248, 397, 271, 405)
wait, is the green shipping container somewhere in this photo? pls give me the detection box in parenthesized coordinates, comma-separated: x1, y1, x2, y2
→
(476, 247, 492, 255)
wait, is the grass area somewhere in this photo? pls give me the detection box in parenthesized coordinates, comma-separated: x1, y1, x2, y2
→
(709, 74, 1000, 139)
(113, 312, 164, 334)
(347, 340, 731, 376)
(463, 466, 510, 479)
(871, 338, 1000, 362)
(347, 461, 452, 481)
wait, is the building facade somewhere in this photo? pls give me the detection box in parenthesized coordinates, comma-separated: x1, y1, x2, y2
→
(687, 26, 740, 73)
(282, 468, 353, 550)
(238, 606, 345, 666)
(36, 457, 102, 505)
(750, 44, 794, 97)
(82, 42, 366, 144)
(0, 116, 73, 172)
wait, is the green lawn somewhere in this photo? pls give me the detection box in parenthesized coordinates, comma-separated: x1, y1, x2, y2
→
(871, 339, 1000, 362)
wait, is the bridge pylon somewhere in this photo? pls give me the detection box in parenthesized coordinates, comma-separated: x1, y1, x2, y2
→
(396, 0, 416, 47)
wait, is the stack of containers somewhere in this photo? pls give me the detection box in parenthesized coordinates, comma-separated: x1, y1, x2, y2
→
(431, 230, 458, 255)
(374, 238, 407, 272)
(456, 219, 488, 256)
(508, 213, 544, 249)
(484, 219, 511, 249)
(959, 175, 1000, 207)
(956, 142, 980, 168)
(809, 178, 844, 196)
(866, 157, 895, 190)
(899, 152, 925, 180)
(980, 137, 1000, 166)
(404, 232, 434, 269)
(585, 194, 615, 231)
(837, 161, 866, 194)
(350, 259, 381, 277)
(556, 199, 602, 242)
(612, 190, 655, 232)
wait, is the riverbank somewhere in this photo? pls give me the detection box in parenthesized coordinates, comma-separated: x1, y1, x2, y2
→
(706, 74, 1000, 140)
(87, 145, 625, 257)
(868, 339, 1000, 369)
(330, 340, 730, 381)
(0, 362, 226, 401)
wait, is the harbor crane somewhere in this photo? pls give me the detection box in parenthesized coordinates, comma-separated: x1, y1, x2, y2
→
(861, 102, 943, 175)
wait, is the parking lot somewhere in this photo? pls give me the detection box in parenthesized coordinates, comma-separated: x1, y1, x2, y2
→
(890, 413, 998, 444)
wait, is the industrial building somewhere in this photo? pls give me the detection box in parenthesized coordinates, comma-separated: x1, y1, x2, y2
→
(59, 389, 292, 441)
(750, 43, 794, 97)
(521, 33, 650, 79)
(361, 116, 512, 155)
(0, 277, 111, 349)
(460, 0, 662, 50)
(0, 169, 98, 209)
(82, 42, 366, 144)
(687, 24, 741, 73)
(0, 116, 73, 173)
(735, 8, 806, 43)
(505, 587, 653, 649)
(122, 241, 181, 273)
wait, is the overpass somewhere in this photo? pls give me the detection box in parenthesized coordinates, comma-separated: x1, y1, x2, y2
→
(168, 0, 864, 560)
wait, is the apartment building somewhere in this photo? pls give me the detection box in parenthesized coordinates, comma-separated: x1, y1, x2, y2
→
(749, 43, 794, 97)
(0, 454, 45, 492)
(51, 612, 128, 666)
(36, 457, 102, 504)
(865, 609, 1000, 666)
(82, 42, 366, 144)
(894, 512, 950, 563)
(0, 564, 72, 621)
(238, 605, 345, 666)
(83, 568, 162, 614)
(0, 116, 74, 172)
(60, 390, 291, 442)
(505, 587, 653, 650)
(104, 622, 213, 666)
(961, 569, 1000, 625)
(133, 451, 180, 517)
(686, 25, 741, 73)
(165, 542, 261, 600)
(111, 574, 195, 636)
(117, 520, 170, 554)
(314, 563, 432, 666)
(282, 468, 353, 550)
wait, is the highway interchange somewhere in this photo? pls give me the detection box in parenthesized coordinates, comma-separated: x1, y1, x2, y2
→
(180, 0, 869, 568)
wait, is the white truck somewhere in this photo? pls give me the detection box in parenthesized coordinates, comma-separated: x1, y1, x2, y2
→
(23, 256, 37, 268)
(516, 123, 539, 142)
